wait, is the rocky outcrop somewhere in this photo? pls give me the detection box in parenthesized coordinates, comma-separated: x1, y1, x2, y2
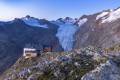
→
(81, 60, 120, 80)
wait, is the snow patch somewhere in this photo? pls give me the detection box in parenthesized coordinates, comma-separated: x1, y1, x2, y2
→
(102, 8, 120, 23)
(78, 18, 87, 27)
(22, 17, 48, 28)
(96, 12, 109, 20)
(64, 18, 76, 24)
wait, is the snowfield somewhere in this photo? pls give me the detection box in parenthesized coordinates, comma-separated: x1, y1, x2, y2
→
(101, 8, 120, 23)
(96, 11, 109, 20)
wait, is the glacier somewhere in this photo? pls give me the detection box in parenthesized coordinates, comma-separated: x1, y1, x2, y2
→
(56, 23, 78, 51)
(56, 18, 87, 51)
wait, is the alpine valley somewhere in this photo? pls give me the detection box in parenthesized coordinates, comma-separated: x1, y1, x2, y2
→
(0, 7, 120, 80)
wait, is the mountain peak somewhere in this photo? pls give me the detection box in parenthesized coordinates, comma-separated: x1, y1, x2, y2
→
(96, 7, 120, 23)
(25, 15, 31, 18)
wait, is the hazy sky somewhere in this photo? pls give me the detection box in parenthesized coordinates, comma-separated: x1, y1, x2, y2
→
(0, 0, 120, 21)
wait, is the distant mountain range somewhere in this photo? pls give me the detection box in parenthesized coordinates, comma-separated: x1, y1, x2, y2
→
(0, 7, 120, 75)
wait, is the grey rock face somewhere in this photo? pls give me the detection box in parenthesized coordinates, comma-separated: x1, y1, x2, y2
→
(81, 60, 120, 80)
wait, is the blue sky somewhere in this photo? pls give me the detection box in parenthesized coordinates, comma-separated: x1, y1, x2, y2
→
(0, 0, 120, 21)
